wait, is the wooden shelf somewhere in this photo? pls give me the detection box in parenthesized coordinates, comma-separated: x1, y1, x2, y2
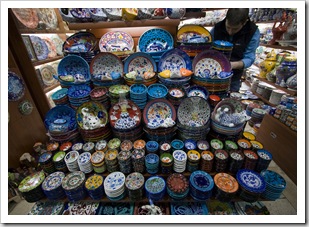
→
(260, 43, 297, 51)
(255, 76, 297, 96)
(44, 82, 60, 93)
(244, 81, 276, 106)
(32, 56, 63, 67)
(67, 19, 180, 30)
(19, 28, 71, 34)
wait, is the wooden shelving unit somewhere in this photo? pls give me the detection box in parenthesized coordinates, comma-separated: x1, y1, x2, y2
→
(43, 82, 60, 93)
(255, 76, 297, 96)
(32, 56, 63, 67)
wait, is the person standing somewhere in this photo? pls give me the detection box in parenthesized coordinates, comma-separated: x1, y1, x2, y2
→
(210, 8, 260, 92)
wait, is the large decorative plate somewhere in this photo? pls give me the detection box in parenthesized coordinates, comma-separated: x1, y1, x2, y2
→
(11, 8, 38, 29)
(212, 98, 244, 119)
(40, 65, 57, 86)
(42, 172, 65, 191)
(63, 32, 97, 53)
(109, 100, 142, 129)
(57, 55, 90, 80)
(61, 171, 86, 191)
(104, 172, 126, 192)
(90, 52, 123, 78)
(177, 24, 212, 43)
(99, 31, 134, 52)
(138, 28, 174, 53)
(236, 169, 266, 193)
(125, 172, 145, 190)
(192, 50, 232, 79)
(41, 37, 57, 58)
(158, 48, 192, 74)
(124, 52, 157, 76)
(177, 96, 211, 127)
(50, 35, 64, 56)
(145, 176, 166, 194)
(143, 98, 176, 125)
(18, 171, 45, 192)
(85, 174, 104, 190)
(8, 71, 25, 101)
(76, 101, 108, 130)
(189, 170, 214, 192)
(30, 35, 49, 61)
(36, 8, 58, 29)
(260, 170, 286, 190)
(214, 173, 239, 193)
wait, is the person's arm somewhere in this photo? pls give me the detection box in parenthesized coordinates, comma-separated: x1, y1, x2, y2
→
(231, 28, 260, 70)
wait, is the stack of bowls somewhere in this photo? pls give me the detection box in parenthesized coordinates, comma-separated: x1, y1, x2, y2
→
(237, 139, 252, 151)
(184, 139, 197, 152)
(167, 87, 186, 110)
(145, 176, 166, 201)
(120, 140, 133, 152)
(214, 150, 229, 173)
(77, 152, 93, 174)
(145, 141, 159, 154)
(67, 85, 91, 110)
(125, 172, 145, 201)
(260, 170, 286, 201)
(250, 140, 264, 152)
(197, 140, 210, 153)
(51, 88, 69, 106)
(249, 108, 267, 127)
(133, 139, 146, 150)
(85, 174, 105, 200)
(130, 84, 148, 110)
(236, 169, 266, 203)
(145, 153, 160, 174)
(18, 171, 46, 203)
(52, 151, 68, 173)
(72, 142, 84, 154)
(171, 139, 184, 152)
(172, 150, 187, 173)
(104, 172, 126, 201)
(117, 150, 132, 174)
(186, 150, 200, 172)
(64, 150, 80, 172)
(90, 87, 110, 111)
(211, 40, 233, 60)
(147, 83, 168, 100)
(91, 150, 106, 174)
(213, 173, 239, 202)
(210, 139, 224, 153)
(59, 142, 73, 153)
(61, 171, 87, 202)
(200, 151, 214, 173)
(243, 150, 258, 170)
(256, 149, 273, 172)
(38, 151, 56, 174)
(108, 85, 130, 105)
(224, 140, 238, 151)
(228, 150, 244, 174)
(158, 76, 191, 89)
(41, 171, 66, 200)
(159, 141, 171, 155)
(105, 149, 119, 173)
(95, 140, 108, 153)
(167, 173, 189, 200)
(189, 170, 214, 200)
(131, 149, 146, 173)
(160, 153, 174, 174)
(107, 138, 121, 151)
(82, 142, 95, 154)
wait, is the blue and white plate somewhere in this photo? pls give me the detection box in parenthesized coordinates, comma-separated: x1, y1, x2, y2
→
(104, 172, 126, 192)
(78, 152, 91, 164)
(173, 150, 187, 162)
(260, 170, 286, 190)
(42, 172, 65, 191)
(30, 35, 49, 61)
(236, 169, 266, 193)
(124, 52, 157, 76)
(8, 71, 25, 102)
(38, 151, 52, 163)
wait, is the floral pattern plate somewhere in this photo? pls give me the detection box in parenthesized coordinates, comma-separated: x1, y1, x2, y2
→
(36, 8, 58, 29)
(61, 171, 85, 191)
(90, 52, 123, 78)
(41, 37, 57, 58)
(124, 52, 157, 76)
(42, 171, 66, 191)
(236, 169, 266, 193)
(85, 174, 104, 190)
(125, 172, 145, 190)
(8, 71, 25, 102)
(18, 171, 45, 193)
(104, 172, 126, 191)
(99, 31, 134, 52)
(50, 35, 64, 56)
(40, 65, 57, 86)
(177, 96, 211, 127)
(57, 55, 90, 80)
(214, 173, 239, 193)
(177, 24, 212, 43)
(143, 98, 176, 126)
(12, 8, 38, 29)
(145, 176, 166, 194)
(30, 35, 49, 61)
(158, 48, 192, 74)
(63, 32, 97, 53)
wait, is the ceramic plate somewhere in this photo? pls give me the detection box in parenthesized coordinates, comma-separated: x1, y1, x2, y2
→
(36, 8, 58, 29)
(41, 37, 57, 58)
(236, 169, 266, 193)
(186, 85, 209, 100)
(42, 172, 66, 191)
(158, 48, 192, 74)
(91, 151, 105, 164)
(90, 52, 123, 77)
(63, 31, 97, 53)
(85, 175, 104, 190)
(30, 35, 49, 61)
(18, 171, 45, 192)
(12, 8, 39, 29)
(124, 52, 157, 76)
(50, 35, 64, 56)
(125, 172, 145, 190)
(192, 50, 232, 79)
(260, 170, 286, 189)
(61, 171, 86, 191)
(145, 176, 165, 194)
(99, 31, 134, 52)
(177, 96, 211, 127)
(40, 65, 57, 86)
(104, 172, 126, 191)
(8, 71, 25, 101)
(214, 173, 239, 193)
(177, 24, 212, 43)
(189, 170, 214, 192)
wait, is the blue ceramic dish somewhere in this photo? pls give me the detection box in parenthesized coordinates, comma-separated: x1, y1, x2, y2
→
(189, 170, 214, 192)
(171, 139, 184, 150)
(158, 48, 192, 73)
(130, 84, 148, 95)
(146, 141, 159, 152)
(124, 52, 157, 75)
(236, 169, 266, 194)
(186, 85, 209, 100)
(67, 84, 91, 99)
(147, 83, 168, 99)
(8, 71, 25, 102)
(51, 88, 68, 101)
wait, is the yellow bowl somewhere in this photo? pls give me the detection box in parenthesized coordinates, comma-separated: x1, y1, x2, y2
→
(122, 8, 138, 21)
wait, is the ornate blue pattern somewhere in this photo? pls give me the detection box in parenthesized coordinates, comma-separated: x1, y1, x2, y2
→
(57, 55, 90, 81)
(158, 48, 192, 73)
(8, 71, 25, 101)
(236, 169, 266, 193)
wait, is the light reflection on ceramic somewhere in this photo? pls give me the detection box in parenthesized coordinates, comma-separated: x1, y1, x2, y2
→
(8, 71, 25, 102)
(99, 31, 134, 52)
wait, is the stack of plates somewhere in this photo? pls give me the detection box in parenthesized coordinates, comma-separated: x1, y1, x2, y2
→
(237, 139, 252, 151)
(82, 142, 95, 154)
(211, 120, 246, 136)
(212, 40, 233, 60)
(48, 128, 81, 144)
(256, 149, 273, 172)
(85, 174, 105, 200)
(95, 140, 108, 152)
(173, 150, 187, 173)
(104, 172, 126, 201)
(130, 84, 148, 110)
(260, 170, 286, 201)
(77, 152, 93, 174)
(171, 139, 184, 152)
(184, 139, 197, 152)
(124, 74, 158, 87)
(186, 150, 200, 172)
(51, 88, 69, 106)
(243, 150, 258, 170)
(242, 131, 256, 141)
(249, 108, 267, 127)
(72, 142, 84, 154)
(64, 151, 79, 172)
(28, 201, 65, 215)
(196, 140, 210, 153)
(167, 87, 186, 110)
(250, 140, 264, 152)
(224, 140, 238, 151)
(61, 171, 86, 202)
(228, 150, 244, 174)
(67, 85, 91, 109)
(160, 153, 174, 174)
(108, 85, 130, 105)
(145, 153, 160, 174)
(189, 170, 214, 200)
(53, 151, 68, 173)
(145, 141, 159, 154)
(145, 176, 166, 201)
(41, 171, 66, 200)
(214, 150, 229, 173)
(92, 77, 124, 88)
(91, 150, 106, 173)
(200, 151, 214, 173)
(59, 141, 73, 153)
(107, 138, 121, 151)
(131, 149, 146, 173)
(147, 83, 168, 100)
(177, 121, 210, 141)
(117, 150, 132, 174)
(105, 149, 119, 173)
(236, 169, 266, 203)
(90, 87, 110, 111)
(167, 173, 189, 200)
(213, 173, 239, 202)
(158, 76, 191, 89)
(38, 151, 56, 174)
(125, 172, 145, 201)
(18, 171, 46, 203)
(159, 141, 172, 155)
(120, 140, 133, 152)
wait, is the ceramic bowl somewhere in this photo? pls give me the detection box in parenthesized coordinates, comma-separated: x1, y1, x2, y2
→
(89, 8, 108, 21)
(166, 8, 186, 19)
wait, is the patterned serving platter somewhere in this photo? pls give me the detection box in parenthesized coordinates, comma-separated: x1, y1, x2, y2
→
(42, 171, 65, 191)
(104, 172, 126, 192)
(190, 170, 214, 192)
(125, 172, 145, 190)
(158, 48, 192, 74)
(50, 35, 64, 55)
(99, 31, 134, 52)
(85, 174, 104, 190)
(12, 8, 39, 29)
(214, 173, 239, 193)
(61, 171, 85, 191)
(41, 37, 57, 58)
(40, 65, 57, 86)
(145, 176, 166, 194)
(36, 8, 58, 29)
(177, 96, 211, 127)
(8, 71, 25, 101)
(18, 171, 45, 193)
(30, 35, 49, 61)
(63, 32, 97, 53)
(90, 52, 123, 78)
(236, 169, 266, 193)
(124, 52, 157, 76)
